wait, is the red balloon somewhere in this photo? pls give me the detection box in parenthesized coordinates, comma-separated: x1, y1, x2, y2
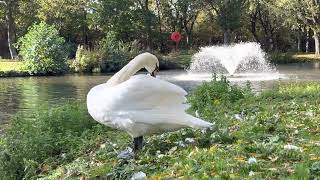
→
(170, 32, 181, 43)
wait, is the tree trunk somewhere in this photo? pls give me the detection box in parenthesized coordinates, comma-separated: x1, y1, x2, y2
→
(314, 31, 319, 55)
(224, 29, 231, 45)
(306, 30, 310, 53)
(143, 0, 151, 50)
(297, 31, 301, 52)
(156, 0, 161, 33)
(250, 9, 260, 43)
(185, 32, 192, 46)
(6, 4, 18, 59)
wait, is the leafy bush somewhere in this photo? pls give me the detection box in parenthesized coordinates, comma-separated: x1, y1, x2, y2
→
(99, 31, 140, 72)
(70, 45, 103, 73)
(188, 75, 252, 115)
(0, 102, 110, 179)
(17, 22, 68, 74)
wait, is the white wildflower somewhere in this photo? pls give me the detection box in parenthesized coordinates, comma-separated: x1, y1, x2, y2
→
(61, 153, 66, 159)
(177, 140, 186, 147)
(248, 157, 257, 164)
(249, 171, 255, 176)
(284, 144, 302, 152)
(234, 114, 243, 120)
(185, 138, 195, 143)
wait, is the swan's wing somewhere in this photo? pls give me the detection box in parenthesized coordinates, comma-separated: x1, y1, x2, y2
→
(87, 74, 187, 118)
(114, 74, 188, 110)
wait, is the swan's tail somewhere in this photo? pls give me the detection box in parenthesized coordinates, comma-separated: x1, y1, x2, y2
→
(186, 114, 213, 129)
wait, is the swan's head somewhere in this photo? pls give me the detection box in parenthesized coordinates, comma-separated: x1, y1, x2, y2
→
(136, 52, 159, 76)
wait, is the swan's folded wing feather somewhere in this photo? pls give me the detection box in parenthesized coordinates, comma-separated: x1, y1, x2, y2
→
(109, 74, 188, 111)
(108, 109, 212, 137)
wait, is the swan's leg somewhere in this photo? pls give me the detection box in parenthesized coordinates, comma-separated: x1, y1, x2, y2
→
(133, 136, 143, 152)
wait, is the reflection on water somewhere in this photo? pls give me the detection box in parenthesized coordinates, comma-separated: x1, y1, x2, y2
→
(0, 75, 111, 123)
(0, 63, 320, 124)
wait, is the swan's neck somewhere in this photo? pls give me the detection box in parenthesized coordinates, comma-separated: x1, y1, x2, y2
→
(106, 59, 143, 87)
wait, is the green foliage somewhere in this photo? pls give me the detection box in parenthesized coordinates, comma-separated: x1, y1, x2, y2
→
(71, 45, 103, 73)
(99, 31, 140, 72)
(1, 0, 320, 57)
(0, 102, 111, 179)
(37, 0, 88, 39)
(270, 53, 320, 64)
(17, 22, 68, 74)
(214, 0, 245, 31)
(188, 75, 252, 115)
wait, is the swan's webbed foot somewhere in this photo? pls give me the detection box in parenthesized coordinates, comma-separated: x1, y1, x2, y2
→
(133, 136, 143, 152)
(117, 136, 143, 159)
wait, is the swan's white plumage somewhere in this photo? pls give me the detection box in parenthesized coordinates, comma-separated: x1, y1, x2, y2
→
(87, 53, 212, 138)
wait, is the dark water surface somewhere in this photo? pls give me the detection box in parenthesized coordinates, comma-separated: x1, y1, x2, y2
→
(1, 63, 320, 124)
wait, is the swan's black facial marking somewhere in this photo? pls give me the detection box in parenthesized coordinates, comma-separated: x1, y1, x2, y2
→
(151, 64, 159, 77)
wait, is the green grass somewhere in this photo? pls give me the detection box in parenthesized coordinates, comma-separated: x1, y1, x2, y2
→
(270, 53, 320, 64)
(158, 51, 194, 70)
(0, 60, 24, 72)
(0, 60, 28, 77)
(1, 79, 319, 179)
(292, 53, 320, 61)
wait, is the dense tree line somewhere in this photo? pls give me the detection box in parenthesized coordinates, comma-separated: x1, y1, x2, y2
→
(0, 0, 319, 59)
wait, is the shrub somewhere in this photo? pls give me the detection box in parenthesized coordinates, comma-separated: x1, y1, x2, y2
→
(70, 45, 103, 73)
(188, 75, 251, 115)
(17, 22, 68, 74)
(99, 31, 140, 72)
(0, 102, 109, 179)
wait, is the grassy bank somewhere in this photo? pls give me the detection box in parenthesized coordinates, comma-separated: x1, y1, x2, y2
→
(1, 79, 320, 179)
(158, 51, 193, 70)
(0, 52, 191, 77)
(0, 60, 28, 77)
(270, 53, 320, 64)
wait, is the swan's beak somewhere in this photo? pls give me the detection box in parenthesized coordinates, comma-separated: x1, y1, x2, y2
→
(151, 71, 157, 77)
(151, 67, 159, 77)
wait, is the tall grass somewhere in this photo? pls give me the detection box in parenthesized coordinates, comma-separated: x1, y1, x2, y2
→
(0, 102, 114, 179)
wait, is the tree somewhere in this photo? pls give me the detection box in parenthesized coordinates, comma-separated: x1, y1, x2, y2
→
(159, 0, 201, 46)
(204, 0, 245, 44)
(0, 0, 18, 59)
(93, 0, 137, 40)
(17, 22, 68, 74)
(37, 0, 89, 44)
(177, 0, 201, 46)
(245, 0, 285, 51)
(280, 0, 320, 54)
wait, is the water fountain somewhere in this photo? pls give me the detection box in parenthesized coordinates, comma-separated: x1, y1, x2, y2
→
(174, 42, 284, 82)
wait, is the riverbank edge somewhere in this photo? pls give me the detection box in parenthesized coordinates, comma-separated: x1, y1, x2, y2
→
(1, 53, 319, 77)
(0, 54, 191, 78)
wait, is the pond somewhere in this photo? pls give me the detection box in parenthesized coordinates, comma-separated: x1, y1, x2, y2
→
(1, 62, 320, 125)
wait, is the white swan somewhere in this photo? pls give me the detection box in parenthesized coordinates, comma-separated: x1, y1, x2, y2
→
(87, 52, 213, 151)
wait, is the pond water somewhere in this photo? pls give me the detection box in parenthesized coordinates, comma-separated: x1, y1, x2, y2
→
(0, 62, 320, 124)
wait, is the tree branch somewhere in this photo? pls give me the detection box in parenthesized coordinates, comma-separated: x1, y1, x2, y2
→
(0, 0, 7, 6)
